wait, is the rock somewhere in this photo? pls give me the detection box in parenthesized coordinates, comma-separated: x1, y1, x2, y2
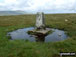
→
(65, 19, 68, 22)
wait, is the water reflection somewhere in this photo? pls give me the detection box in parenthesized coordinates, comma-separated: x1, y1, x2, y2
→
(7, 27, 68, 42)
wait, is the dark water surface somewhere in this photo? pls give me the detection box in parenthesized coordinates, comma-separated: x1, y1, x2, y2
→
(7, 27, 68, 42)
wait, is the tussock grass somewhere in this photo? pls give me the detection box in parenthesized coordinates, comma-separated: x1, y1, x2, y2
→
(0, 14, 76, 57)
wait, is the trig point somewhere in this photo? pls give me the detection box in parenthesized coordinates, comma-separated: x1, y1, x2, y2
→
(27, 12, 51, 42)
(36, 12, 45, 29)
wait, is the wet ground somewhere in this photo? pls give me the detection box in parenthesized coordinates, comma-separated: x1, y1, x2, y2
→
(7, 27, 68, 42)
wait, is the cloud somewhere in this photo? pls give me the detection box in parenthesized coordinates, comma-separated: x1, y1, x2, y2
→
(0, 0, 76, 13)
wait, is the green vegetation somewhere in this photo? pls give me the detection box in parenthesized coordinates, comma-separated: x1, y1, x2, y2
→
(0, 14, 76, 57)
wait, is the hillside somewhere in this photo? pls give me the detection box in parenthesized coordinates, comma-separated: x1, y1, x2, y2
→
(0, 14, 76, 57)
(0, 11, 27, 16)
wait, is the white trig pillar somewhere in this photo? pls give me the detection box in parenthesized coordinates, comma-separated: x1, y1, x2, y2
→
(36, 12, 45, 29)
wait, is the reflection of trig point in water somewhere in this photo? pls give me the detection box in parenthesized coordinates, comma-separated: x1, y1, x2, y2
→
(28, 12, 51, 42)
(36, 12, 45, 30)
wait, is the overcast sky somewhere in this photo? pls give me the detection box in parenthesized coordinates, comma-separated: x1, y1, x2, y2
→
(0, 0, 76, 13)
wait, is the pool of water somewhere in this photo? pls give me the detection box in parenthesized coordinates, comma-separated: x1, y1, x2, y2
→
(7, 27, 68, 42)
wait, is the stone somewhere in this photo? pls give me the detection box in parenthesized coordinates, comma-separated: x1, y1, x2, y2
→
(27, 28, 52, 42)
(27, 12, 52, 42)
(28, 28, 51, 35)
(36, 12, 45, 29)
(65, 19, 68, 22)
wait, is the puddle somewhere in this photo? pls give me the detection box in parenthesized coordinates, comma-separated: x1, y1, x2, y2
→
(7, 27, 68, 42)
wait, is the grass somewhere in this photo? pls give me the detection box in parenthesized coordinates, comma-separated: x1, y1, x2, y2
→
(0, 14, 76, 57)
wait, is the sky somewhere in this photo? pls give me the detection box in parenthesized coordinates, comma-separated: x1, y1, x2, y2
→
(0, 0, 76, 13)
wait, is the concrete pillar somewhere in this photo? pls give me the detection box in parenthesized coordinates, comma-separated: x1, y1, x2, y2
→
(36, 12, 45, 29)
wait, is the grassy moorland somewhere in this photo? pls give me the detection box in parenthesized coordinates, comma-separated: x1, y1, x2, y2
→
(0, 14, 76, 57)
